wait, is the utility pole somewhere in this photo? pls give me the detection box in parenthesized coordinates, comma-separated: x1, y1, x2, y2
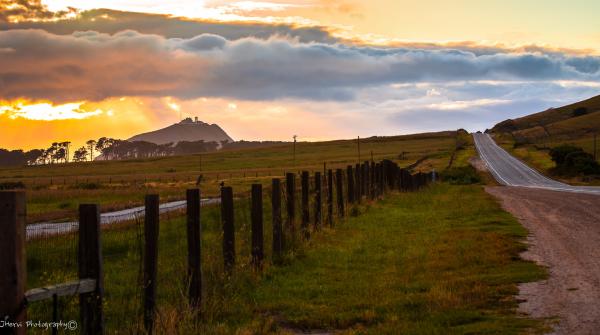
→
(370, 150, 374, 162)
(293, 135, 297, 168)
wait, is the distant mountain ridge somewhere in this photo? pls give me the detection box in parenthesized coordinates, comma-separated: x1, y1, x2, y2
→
(128, 118, 234, 145)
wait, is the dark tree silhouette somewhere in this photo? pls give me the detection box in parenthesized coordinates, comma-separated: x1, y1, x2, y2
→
(86, 139, 97, 161)
(0, 148, 44, 167)
(73, 147, 88, 162)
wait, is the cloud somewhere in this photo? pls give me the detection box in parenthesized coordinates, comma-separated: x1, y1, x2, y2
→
(1, 8, 338, 43)
(0, 0, 77, 22)
(0, 28, 599, 103)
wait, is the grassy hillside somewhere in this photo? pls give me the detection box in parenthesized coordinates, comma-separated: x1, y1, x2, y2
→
(0, 131, 458, 223)
(492, 94, 600, 136)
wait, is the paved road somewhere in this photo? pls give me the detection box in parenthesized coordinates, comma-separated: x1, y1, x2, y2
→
(473, 133, 600, 195)
(26, 198, 220, 240)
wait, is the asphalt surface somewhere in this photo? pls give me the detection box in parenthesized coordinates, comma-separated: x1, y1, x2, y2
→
(473, 133, 600, 195)
(26, 198, 220, 240)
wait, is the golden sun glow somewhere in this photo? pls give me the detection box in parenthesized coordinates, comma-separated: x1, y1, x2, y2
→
(0, 100, 105, 121)
(0, 98, 157, 150)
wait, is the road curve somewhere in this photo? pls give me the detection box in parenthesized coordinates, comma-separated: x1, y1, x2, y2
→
(26, 198, 220, 240)
(473, 133, 600, 195)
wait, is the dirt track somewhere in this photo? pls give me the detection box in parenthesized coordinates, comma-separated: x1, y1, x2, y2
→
(486, 186, 600, 334)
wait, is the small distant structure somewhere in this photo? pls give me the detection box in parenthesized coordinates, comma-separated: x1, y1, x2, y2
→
(180, 116, 206, 125)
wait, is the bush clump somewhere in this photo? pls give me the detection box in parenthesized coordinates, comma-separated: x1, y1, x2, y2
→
(72, 182, 102, 190)
(0, 181, 25, 190)
(572, 107, 588, 117)
(440, 166, 481, 185)
(550, 144, 600, 175)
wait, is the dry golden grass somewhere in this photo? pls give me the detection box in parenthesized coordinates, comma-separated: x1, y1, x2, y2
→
(2, 132, 459, 223)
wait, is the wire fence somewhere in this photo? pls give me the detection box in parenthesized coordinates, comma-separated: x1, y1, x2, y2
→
(5, 160, 435, 334)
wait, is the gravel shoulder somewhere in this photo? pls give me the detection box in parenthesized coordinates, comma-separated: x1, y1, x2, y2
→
(485, 186, 600, 334)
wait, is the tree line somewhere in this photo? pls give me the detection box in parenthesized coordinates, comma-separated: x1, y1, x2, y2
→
(0, 139, 288, 167)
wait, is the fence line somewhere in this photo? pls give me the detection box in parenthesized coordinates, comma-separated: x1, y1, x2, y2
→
(1, 159, 435, 334)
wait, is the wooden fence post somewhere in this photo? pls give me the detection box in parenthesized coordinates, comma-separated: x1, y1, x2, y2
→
(143, 195, 159, 334)
(285, 173, 296, 241)
(379, 161, 387, 195)
(396, 164, 402, 191)
(221, 187, 235, 272)
(301, 171, 310, 240)
(370, 161, 376, 200)
(186, 189, 202, 310)
(376, 163, 382, 197)
(0, 192, 26, 335)
(251, 184, 264, 269)
(355, 163, 361, 203)
(79, 204, 104, 335)
(327, 169, 333, 227)
(373, 163, 379, 198)
(399, 168, 405, 191)
(364, 161, 370, 200)
(271, 179, 283, 261)
(346, 166, 355, 204)
(335, 169, 345, 217)
(381, 163, 386, 195)
(314, 172, 322, 231)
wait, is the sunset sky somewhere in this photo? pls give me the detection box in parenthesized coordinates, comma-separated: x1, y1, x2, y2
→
(1, 0, 600, 150)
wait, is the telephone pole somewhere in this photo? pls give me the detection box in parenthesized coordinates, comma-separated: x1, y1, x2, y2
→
(293, 135, 297, 167)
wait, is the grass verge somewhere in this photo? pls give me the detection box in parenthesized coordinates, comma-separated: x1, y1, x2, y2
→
(234, 184, 547, 334)
(23, 182, 545, 333)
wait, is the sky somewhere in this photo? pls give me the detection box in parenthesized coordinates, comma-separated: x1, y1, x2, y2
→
(1, 0, 599, 150)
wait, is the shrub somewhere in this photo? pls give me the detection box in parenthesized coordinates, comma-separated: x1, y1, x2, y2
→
(549, 144, 583, 165)
(0, 181, 25, 190)
(72, 182, 102, 190)
(572, 107, 588, 117)
(58, 202, 71, 209)
(564, 151, 599, 175)
(440, 166, 481, 185)
(550, 144, 600, 175)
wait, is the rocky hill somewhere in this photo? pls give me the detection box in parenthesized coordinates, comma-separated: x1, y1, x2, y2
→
(128, 118, 234, 145)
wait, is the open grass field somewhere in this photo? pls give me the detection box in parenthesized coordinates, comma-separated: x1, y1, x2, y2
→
(1, 131, 458, 223)
(26, 182, 547, 334)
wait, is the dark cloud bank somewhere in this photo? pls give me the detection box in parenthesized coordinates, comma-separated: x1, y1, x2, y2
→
(0, 27, 599, 103)
(0, 8, 338, 43)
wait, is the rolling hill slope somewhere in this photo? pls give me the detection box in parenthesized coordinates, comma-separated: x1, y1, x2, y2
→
(491, 94, 600, 143)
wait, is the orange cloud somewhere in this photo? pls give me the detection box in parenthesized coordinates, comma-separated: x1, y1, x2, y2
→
(0, 0, 77, 22)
